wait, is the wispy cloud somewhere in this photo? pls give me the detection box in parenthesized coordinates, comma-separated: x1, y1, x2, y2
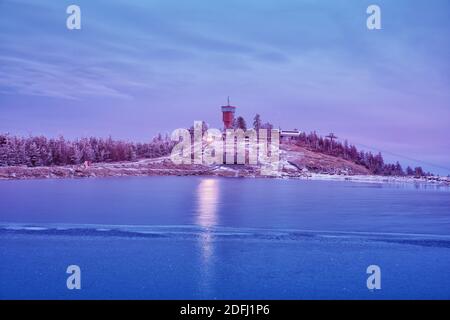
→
(0, 0, 449, 172)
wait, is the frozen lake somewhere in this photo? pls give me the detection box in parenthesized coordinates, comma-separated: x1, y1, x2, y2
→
(0, 176, 449, 299)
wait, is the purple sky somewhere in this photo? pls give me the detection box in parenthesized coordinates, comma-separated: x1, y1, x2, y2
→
(0, 0, 449, 173)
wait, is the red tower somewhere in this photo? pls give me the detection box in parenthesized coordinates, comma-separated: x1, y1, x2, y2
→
(221, 98, 236, 130)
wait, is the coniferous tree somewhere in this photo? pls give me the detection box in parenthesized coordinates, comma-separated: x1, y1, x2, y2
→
(406, 166, 414, 176)
(414, 166, 425, 177)
(253, 114, 262, 131)
(235, 116, 247, 131)
(260, 122, 273, 131)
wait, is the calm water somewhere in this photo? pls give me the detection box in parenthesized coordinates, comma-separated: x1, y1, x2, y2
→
(1, 177, 450, 299)
(1, 176, 449, 234)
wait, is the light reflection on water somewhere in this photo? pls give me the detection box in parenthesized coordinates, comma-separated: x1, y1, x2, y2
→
(195, 178, 220, 296)
(196, 178, 219, 229)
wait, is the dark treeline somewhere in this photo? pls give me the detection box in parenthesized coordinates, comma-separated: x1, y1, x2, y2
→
(0, 133, 174, 167)
(0, 124, 432, 177)
(250, 113, 430, 177)
(292, 131, 430, 177)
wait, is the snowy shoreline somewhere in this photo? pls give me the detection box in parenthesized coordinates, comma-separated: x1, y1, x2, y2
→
(299, 173, 450, 187)
(0, 159, 449, 187)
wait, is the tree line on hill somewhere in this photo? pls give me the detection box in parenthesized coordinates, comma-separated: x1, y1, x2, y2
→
(188, 114, 430, 177)
(0, 133, 174, 167)
(292, 131, 429, 177)
(0, 116, 431, 177)
(251, 114, 429, 177)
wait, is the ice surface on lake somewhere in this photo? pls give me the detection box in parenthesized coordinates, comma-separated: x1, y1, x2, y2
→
(0, 177, 449, 299)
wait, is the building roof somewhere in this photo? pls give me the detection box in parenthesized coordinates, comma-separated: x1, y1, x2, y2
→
(221, 105, 236, 112)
